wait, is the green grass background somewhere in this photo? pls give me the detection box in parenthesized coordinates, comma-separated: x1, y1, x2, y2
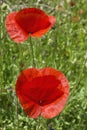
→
(0, 0, 87, 129)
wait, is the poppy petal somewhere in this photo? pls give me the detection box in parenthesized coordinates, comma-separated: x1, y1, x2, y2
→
(41, 88, 69, 119)
(15, 8, 50, 34)
(15, 68, 41, 118)
(31, 16, 56, 37)
(5, 12, 29, 43)
(39, 67, 62, 80)
(41, 92, 69, 118)
(17, 94, 41, 118)
(49, 16, 56, 26)
(41, 71, 69, 118)
(25, 102, 41, 118)
(15, 68, 39, 93)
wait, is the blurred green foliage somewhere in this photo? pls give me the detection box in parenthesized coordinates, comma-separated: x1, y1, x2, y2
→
(0, 0, 87, 130)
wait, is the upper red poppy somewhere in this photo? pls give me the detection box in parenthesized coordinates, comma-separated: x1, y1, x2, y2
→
(5, 8, 56, 43)
(15, 67, 69, 119)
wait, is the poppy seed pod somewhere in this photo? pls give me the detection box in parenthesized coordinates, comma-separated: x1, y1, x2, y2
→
(15, 67, 69, 119)
(6, 8, 56, 43)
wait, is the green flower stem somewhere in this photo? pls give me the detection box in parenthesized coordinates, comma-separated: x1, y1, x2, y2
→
(16, 99, 19, 130)
(35, 116, 48, 130)
(36, 117, 41, 130)
(29, 37, 36, 67)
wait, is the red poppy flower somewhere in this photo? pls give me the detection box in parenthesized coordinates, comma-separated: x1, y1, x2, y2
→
(15, 67, 69, 119)
(5, 8, 56, 43)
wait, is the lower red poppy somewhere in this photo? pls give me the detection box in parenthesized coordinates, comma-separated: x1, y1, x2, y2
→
(15, 67, 69, 118)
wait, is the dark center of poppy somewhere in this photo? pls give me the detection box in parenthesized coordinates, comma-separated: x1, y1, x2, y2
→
(21, 75, 64, 106)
